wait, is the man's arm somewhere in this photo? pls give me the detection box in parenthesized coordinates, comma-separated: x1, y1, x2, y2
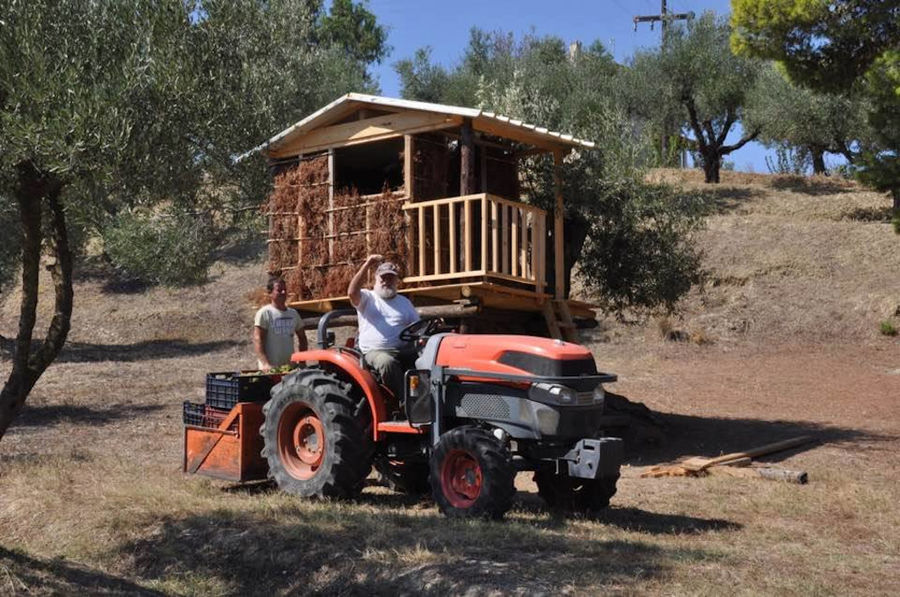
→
(348, 253, 382, 308)
(253, 326, 272, 370)
(295, 326, 308, 351)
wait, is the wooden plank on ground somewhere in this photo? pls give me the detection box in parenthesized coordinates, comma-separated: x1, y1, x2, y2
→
(681, 436, 813, 472)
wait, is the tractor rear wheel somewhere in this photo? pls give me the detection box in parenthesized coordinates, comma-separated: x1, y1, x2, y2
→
(429, 427, 515, 519)
(261, 370, 372, 499)
(534, 469, 619, 513)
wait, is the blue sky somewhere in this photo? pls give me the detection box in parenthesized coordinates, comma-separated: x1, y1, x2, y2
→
(359, 0, 786, 173)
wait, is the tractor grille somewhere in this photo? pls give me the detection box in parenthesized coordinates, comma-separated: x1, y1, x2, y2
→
(459, 394, 511, 419)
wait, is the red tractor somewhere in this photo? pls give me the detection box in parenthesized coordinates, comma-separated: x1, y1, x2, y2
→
(258, 310, 624, 519)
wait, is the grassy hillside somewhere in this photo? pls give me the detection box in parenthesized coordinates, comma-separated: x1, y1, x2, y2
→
(585, 169, 899, 348)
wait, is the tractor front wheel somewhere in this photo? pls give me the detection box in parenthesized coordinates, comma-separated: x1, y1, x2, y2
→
(429, 427, 515, 519)
(534, 469, 619, 513)
(261, 370, 372, 499)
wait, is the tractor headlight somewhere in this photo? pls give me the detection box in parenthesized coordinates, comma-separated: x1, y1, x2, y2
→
(529, 382, 578, 405)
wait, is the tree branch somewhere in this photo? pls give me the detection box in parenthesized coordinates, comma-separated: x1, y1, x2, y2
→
(720, 128, 761, 154)
(683, 98, 709, 154)
(715, 109, 736, 147)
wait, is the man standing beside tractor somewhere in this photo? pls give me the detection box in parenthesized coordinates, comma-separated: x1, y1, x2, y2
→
(253, 276, 307, 371)
(348, 254, 419, 398)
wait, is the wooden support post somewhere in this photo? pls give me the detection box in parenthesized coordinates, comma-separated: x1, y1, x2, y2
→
(328, 149, 335, 263)
(481, 147, 488, 193)
(297, 154, 304, 267)
(404, 134, 414, 199)
(553, 149, 565, 299)
(460, 120, 476, 195)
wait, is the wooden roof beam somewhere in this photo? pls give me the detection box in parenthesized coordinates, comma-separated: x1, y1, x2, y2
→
(268, 111, 463, 159)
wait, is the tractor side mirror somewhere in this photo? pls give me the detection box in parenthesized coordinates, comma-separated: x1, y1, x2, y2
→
(404, 370, 434, 426)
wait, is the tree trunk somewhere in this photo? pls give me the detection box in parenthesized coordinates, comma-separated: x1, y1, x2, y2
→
(0, 162, 72, 442)
(702, 153, 721, 183)
(811, 147, 827, 175)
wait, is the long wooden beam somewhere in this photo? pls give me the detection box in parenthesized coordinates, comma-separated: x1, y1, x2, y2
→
(269, 112, 462, 158)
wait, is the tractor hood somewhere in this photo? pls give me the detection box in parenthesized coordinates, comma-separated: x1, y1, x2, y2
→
(433, 334, 598, 378)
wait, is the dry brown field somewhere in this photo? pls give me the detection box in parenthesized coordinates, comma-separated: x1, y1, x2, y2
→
(1, 170, 898, 595)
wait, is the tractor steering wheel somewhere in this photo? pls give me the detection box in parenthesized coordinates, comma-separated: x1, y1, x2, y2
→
(398, 317, 445, 344)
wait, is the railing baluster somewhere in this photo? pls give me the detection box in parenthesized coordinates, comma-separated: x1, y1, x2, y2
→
(433, 204, 441, 275)
(511, 206, 519, 277)
(449, 202, 457, 273)
(481, 195, 488, 272)
(501, 204, 509, 274)
(418, 206, 425, 276)
(491, 199, 499, 272)
(464, 198, 473, 272)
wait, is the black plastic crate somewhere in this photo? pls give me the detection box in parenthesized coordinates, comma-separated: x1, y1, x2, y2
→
(205, 371, 275, 410)
(182, 401, 237, 431)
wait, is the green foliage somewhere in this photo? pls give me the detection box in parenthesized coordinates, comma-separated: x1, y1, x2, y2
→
(394, 48, 451, 104)
(626, 12, 764, 182)
(318, 0, 388, 65)
(0, 0, 387, 287)
(0, 193, 19, 292)
(765, 144, 812, 175)
(879, 321, 898, 337)
(745, 63, 868, 174)
(730, 0, 898, 92)
(577, 178, 706, 313)
(103, 208, 216, 286)
(395, 30, 704, 312)
(732, 0, 900, 222)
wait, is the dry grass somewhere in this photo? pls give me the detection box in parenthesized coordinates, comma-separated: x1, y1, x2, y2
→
(2, 170, 899, 595)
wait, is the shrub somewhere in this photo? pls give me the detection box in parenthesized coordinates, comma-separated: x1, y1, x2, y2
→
(103, 208, 215, 286)
(879, 321, 898, 336)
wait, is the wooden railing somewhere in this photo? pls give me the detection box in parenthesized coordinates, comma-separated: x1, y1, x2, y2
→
(402, 193, 546, 291)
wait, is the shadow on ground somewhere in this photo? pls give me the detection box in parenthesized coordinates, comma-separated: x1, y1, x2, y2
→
(0, 546, 164, 596)
(1, 336, 241, 363)
(622, 409, 894, 467)
(697, 186, 766, 215)
(117, 501, 727, 595)
(14, 403, 165, 428)
(769, 176, 857, 196)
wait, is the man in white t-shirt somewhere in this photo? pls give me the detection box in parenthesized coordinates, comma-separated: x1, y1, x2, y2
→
(253, 276, 307, 370)
(348, 254, 419, 399)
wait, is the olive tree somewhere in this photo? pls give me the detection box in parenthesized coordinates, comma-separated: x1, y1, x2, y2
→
(744, 63, 869, 175)
(732, 0, 900, 217)
(626, 12, 764, 183)
(0, 0, 386, 440)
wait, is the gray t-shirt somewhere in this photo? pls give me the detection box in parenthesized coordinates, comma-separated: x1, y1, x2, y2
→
(356, 289, 419, 352)
(254, 304, 302, 368)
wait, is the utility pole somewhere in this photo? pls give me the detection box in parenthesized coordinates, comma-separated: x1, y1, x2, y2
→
(634, 1, 694, 165)
(633, 1, 694, 45)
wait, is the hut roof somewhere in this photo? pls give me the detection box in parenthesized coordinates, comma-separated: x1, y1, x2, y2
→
(259, 93, 594, 159)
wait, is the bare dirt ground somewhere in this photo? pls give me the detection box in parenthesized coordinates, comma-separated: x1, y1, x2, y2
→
(1, 170, 898, 595)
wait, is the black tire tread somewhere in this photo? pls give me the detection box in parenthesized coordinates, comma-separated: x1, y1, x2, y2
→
(429, 426, 515, 520)
(261, 370, 372, 499)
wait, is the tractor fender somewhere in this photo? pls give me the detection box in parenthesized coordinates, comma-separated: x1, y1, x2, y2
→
(290, 349, 388, 440)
